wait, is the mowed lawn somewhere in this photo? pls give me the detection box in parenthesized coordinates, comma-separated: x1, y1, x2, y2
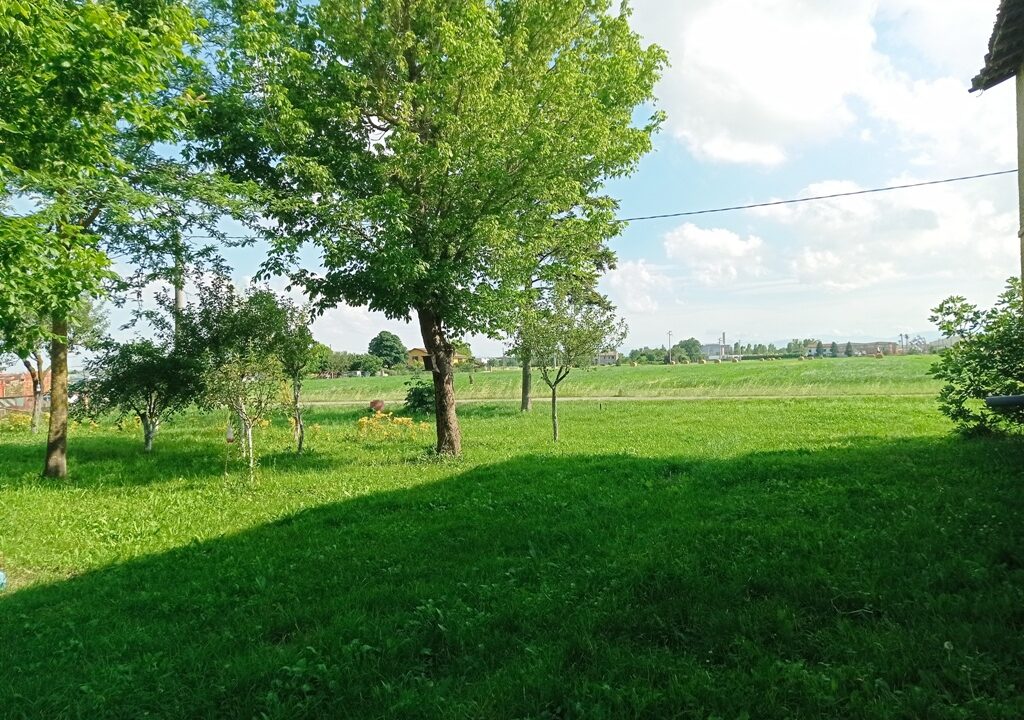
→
(305, 355, 941, 402)
(1, 384, 1022, 717)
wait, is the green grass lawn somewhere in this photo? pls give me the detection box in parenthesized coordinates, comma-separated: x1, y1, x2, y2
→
(305, 355, 941, 402)
(1, 385, 1022, 717)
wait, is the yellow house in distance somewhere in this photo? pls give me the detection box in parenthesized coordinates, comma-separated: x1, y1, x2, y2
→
(407, 348, 468, 370)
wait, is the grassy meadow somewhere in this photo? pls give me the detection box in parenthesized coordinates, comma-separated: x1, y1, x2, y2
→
(1, 358, 1022, 718)
(305, 355, 942, 402)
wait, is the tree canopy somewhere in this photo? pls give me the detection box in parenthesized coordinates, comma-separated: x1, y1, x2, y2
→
(368, 331, 407, 368)
(201, 0, 664, 455)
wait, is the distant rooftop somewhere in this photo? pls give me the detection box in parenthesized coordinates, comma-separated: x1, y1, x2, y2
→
(971, 0, 1024, 92)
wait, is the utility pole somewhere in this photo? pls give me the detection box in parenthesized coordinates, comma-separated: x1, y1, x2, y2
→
(720, 332, 726, 360)
(667, 330, 673, 364)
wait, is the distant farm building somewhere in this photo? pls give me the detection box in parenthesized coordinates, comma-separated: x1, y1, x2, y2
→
(700, 343, 729, 359)
(594, 351, 620, 366)
(407, 348, 468, 370)
(0, 368, 51, 414)
(845, 342, 900, 356)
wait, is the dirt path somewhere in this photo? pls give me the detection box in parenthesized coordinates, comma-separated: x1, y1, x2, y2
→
(304, 392, 935, 407)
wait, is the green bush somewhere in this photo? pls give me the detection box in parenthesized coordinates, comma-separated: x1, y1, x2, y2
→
(930, 278, 1024, 433)
(403, 376, 435, 415)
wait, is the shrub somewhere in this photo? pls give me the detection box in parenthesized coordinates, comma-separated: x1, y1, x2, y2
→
(0, 412, 32, 434)
(930, 278, 1024, 433)
(403, 377, 435, 415)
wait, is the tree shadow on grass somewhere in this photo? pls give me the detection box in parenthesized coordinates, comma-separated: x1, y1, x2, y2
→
(1, 436, 1022, 719)
(0, 432, 229, 489)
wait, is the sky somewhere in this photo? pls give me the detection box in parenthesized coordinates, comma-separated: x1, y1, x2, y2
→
(24, 0, 1016, 368)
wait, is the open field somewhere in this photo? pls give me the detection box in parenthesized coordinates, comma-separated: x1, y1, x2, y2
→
(304, 355, 942, 402)
(2, 377, 1022, 718)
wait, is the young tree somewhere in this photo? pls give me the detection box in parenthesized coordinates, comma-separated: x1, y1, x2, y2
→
(830, 341, 839, 358)
(512, 218, 619, 411)
(517, 292, 626, 442)
(274, 301, 316, 453)
(78, 340, 201, 451)
(845, 341, 854, 358)
(368, 331, 407, 369)
(201, 0, 664, 455)
(206, 354, 285, 480)
(181, 284, 288, 479)
(815, 340, 825, 358)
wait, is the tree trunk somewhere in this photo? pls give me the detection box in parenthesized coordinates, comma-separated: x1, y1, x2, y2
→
(293, 381, 304, 453)
(417, 307, 461, 456)
(520, 349, 532, 411)
(245, 421, 255, 480)
(23, 353, 43, 434)
(173, 238, 186, 336)
(141, 414, 158, 453)
(551, 384, 559, 442)
(43, 316, 69, 478)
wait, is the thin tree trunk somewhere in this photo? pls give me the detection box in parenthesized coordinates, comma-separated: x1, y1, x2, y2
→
(23, 353, 43, 434)
(173, 237, 186, 336)
(293, 381, 304, 453)
(142, 414, 158, 453)
(43, 316, 69, 478)
(417, 307, 461, 456)
(237, 404, 249, 459)
(245, 422, 255, 480)
(520, 348, 532, 412)
(551, 384, 559, 442)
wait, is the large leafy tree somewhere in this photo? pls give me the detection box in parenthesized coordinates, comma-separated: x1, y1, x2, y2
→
(201, 0, 664, 455)
(176, 280, 289, 476)
(514, 231, 616, 411)
(368, 331, 407, 369)
(274, 300, 317, 453)
(1, 0, 200, 477)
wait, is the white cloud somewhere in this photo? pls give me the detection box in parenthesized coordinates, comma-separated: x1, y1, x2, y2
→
(604, 259, 674, 313)
(631, 0, 1010, 169)
(633, 0, 880, 165)
(312, 304, 421, 354)
(663, 223, 765, 285)
(752, 175, 1018, 289)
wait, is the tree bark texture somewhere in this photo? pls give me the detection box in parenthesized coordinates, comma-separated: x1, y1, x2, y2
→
(520, 350, 532, 411)
(417, 307, 462, 456)
(23, 352, 43, 434)
(43, 316, 69, 478)
(293, 382, 304, 454)
(142, 414, 158, 453)
(245, 422, 255, 480)
(551, 385, 559, 442)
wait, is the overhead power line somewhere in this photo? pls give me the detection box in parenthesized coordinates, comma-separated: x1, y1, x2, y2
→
(187, 168, 1018, 239)
(618, 168, 1018, 222)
